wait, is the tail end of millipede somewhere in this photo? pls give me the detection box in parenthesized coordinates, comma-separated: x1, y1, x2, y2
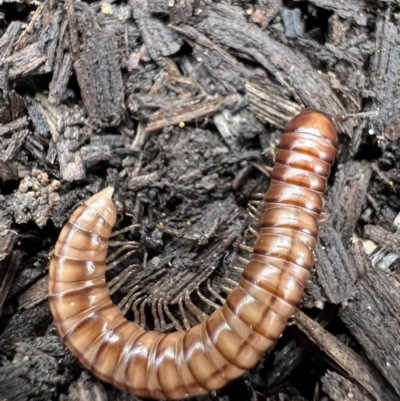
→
(85, 186, 117, 227)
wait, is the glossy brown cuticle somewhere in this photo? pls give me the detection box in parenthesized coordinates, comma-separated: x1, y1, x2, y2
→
(49, 109, 338, 399)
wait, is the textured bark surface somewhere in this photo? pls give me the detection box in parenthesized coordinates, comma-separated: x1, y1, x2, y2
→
(0, 1, 399, 401)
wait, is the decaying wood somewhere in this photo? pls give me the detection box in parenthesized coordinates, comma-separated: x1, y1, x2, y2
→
(370, 9, 400, 136)
(195, 5, 352, 136)
(321, 371, 375, 401)
(130, 0, 183, 61)
(340, 244, 400, 397)
(145, 93, 238, 134)
(59, 372, 108, 401)
(1, 1, 400, 400)
(32, 94, 89, 182)
(251, 0, 282, 29)
(312, 223, 357, 305)
(245, 74, 302, 129)
(305, 160, 371, 307)
(364, 224, 400, 256)
(294, 310, 399, 401)
(0, 244, 19, 285)
(293, 0, 368, 26)
(0, 222, 19, 316)
(170, 24, 250, 94)
(48, 21, 71, 106)
(326, 161, 372, 244)
(0, 357, 31, 401)
(65, 0, 124, 127)
(0, 160, 18, 181)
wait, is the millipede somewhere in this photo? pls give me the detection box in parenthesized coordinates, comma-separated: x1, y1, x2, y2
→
(48, 109, 338, 399)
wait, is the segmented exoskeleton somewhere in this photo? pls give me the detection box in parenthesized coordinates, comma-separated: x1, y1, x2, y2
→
(49, 109, 338, 399)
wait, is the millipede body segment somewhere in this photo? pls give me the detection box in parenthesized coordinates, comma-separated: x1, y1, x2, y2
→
(48, 109, 338, 399)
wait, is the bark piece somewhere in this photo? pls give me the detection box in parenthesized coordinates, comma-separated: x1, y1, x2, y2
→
(0, 238, 20, 317)
(171, 24, 250, 94)
(8, 169, 61, 228)
(66, 0, 124, 127)
(295, 310, 399, 401)
(0, 160, 18, 182)
(370, 10, 400, 133)
(0, 129, 29, 162)
(0, 359, 31, 401)
(293, 0, 368, 26)
(0, 21, 22, 60)
(18, 275, 49, 310)
(213, 106, 265, 151)
(280, 7, 304, 38)
(364, 224, 400, 256)
(48, 20, 71, 105)
(130, 0, 183, 62)
(340, 245, 400, 397)
(195, 6, 352, 136)
(0, 116, 28, 136)
(60, 372, 108, 401)
(321, 371, 375, 401)
(251, 0, 282, 29)
(0, 337, 67, 400)
(245, 73, 301, 129)
(80, 134, 126, 168)
(35, 94, 89, 182)
(297, 32, 374, 69)
(0, 221, 16, 261)
(326, 161, 372, 245)
(313, 223, 358, 305)
(144, 93, 239, 134)
(1, 2, 64, 81)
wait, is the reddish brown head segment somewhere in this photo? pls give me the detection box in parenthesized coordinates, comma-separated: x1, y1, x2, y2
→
(49, 109, 338, 400)
(285, 108, 338, 147)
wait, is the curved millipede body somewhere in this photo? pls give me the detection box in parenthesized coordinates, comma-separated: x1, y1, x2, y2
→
(49, 109, 338, 399)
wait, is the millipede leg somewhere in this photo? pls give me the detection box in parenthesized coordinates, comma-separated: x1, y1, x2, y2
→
(157, 298, 167, 331)
(108, 264, 139, 295)
(105, 244, 137, 264)
(178, 296, 191, 331)
(238, 256, 251, 265)
(109, 241, 139, 247)
(163, 300, 184, 332)
(220, 284, 234, 294)
(119, 287, 145, 314)
(132, 295, 147, 324)
(232, 265, 244, 273)
(248, 203, 262, 218)
(184, 291, 208, 323)
(139, 298, 148, 328)
(151, 298, 161, 331)
(195, 287, 222, 310)
(110, 224, 140, 238)
(106, 249, 137, 271)
(247, 210, 259, 221)
(206, 280, 226, 305)
(247, 226, 260, 238)
(224, 277, 239, 287)
(262, 146, 276, 159)
(251, 192, 265, 199)
(318, 212, 329, 224)
(239, 243, 254, 253)
(248, 199, 263, 206)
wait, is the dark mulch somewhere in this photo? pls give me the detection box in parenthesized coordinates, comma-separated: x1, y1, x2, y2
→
(1, 1, 400, 401)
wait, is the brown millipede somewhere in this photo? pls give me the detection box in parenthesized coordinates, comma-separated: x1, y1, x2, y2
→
(49, 109, 338, 399)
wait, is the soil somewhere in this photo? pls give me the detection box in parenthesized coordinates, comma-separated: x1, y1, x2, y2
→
(1, 1, 400, 401)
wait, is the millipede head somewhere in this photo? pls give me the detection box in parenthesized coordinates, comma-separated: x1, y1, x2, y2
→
(285, 108, 338, 148)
